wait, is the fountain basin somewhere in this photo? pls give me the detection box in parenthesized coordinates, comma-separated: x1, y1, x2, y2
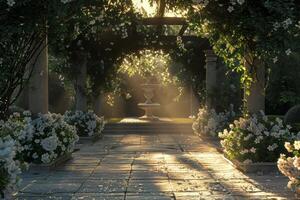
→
(138, 103, 160, 120)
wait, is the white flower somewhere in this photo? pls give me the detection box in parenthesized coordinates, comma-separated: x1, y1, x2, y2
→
(267, 143, 278, 151)
(294, 140, 300, 150)
(237, 0, 245, 5)
(227, 6, 234, 13)
(23, 111, 31, 116)
(32, 153, 39, 159)
(41, 153, 51, 164)
(283, 18, 293, 29)
(285, 142, 293, 152)
(0, 137, 22, 190)
(293, 157, 300, 170)
(250, 147, 256, 153)
(41, 136, 58, 152)
(89, 20, 96, 25)
(6, 0, 15, 7)
(240, 149, 249, 154)
(272, 57, 278, 63)
(285, 49, 292, 56)
(0, 139, 14, 159)
(60, 0, 72, 4)
(254, 136, 263, 144)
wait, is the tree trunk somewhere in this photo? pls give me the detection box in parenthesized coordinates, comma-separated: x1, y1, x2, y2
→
(244, 57, 265, 114)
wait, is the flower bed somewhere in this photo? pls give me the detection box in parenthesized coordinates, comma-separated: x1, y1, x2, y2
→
(192, 105, 236, 139)
(219, 111, 297, 172)
(3, 112, 78, 165)
(20, 113, 79, 165)
(0, 111, 79, 197)
(64, 111, 105, 138)
(278, 141, 300, 194)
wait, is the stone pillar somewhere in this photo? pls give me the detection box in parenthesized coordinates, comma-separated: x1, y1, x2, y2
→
(244, 58, 265, 114)
(93, 94, 102, 116)
(28, 37, 48, 115)
(74, 54, 88, 112)
(204, 50, 218, 109)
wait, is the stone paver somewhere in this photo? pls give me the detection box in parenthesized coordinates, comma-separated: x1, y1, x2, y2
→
(15, 133, 297, 199)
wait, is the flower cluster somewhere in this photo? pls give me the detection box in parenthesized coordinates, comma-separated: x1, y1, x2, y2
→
(0, 112, 31, 197)
(0, 111, 80, 196)
(219, 111, 298, 163)
(17, 113, 79, 164)
(278, 141, 300, 193)
(0, 136, 22, 197)
(192, 105, 236, 137)
(64, 111, 105, 137)
(2, 112, 32, 162)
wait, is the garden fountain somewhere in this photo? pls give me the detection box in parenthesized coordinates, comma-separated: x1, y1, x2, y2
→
(138, 78, 161, 120)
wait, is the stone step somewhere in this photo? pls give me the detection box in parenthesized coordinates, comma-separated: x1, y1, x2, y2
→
(103, 122, 193, 135)
(104, 124, 191, 128)
(103, 130, 192, 134)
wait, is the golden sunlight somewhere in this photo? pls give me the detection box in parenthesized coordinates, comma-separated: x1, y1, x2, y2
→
(132, 0, 157, 17)
(132, 0, 182, 17)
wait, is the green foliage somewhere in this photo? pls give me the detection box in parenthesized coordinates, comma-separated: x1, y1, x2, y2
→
(0, 163, 10, 197)
(0, 0, 89, 119)
(0, 0, 139, 119)
(118, 49, 176, 85)
(266, 53, 300, 114)
(187, 0, 299, 91)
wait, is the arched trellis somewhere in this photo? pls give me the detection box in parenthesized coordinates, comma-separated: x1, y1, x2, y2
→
(84, 30, 211, 115)
(67, 17, 215, 114)
(27, 17, 265, 115)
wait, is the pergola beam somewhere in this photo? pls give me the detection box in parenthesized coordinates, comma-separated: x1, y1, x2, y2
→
(178, 24, 188, 36)
(141, 17, 187, 26)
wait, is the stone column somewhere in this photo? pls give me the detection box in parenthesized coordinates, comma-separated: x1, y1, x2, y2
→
(74, 53, 88, 112)
(28, 37, 49, 115)
(244, 58, 265, 114)
(204, 50, 218, 109)
(93, 94, 102, 116)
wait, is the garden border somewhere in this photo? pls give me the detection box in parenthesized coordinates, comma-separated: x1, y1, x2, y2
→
(223, 155, 278, 174)
(29, 153, 72, 170)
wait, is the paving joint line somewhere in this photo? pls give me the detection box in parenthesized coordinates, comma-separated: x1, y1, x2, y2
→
(123, 151, 136, 200)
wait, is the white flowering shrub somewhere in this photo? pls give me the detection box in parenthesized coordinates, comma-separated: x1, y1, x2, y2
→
(18, 113, 78, 164)
(1, 112, 31, 163)
(192, 106, 236, 137)
(64, 111, 105, 137)
(0, 136, 22, 197)
(219, 111, 298, 163)
(278, 141, 300, 193)
(0, 112, 32, 197)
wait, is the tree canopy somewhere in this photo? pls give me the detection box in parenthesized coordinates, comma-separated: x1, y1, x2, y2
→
(0, 0, 299, 119)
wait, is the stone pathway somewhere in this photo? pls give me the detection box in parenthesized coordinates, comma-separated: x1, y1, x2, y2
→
(16, 133, 296, 199)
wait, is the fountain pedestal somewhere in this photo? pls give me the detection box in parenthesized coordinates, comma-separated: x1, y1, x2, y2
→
(138, 83, 160, 120)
